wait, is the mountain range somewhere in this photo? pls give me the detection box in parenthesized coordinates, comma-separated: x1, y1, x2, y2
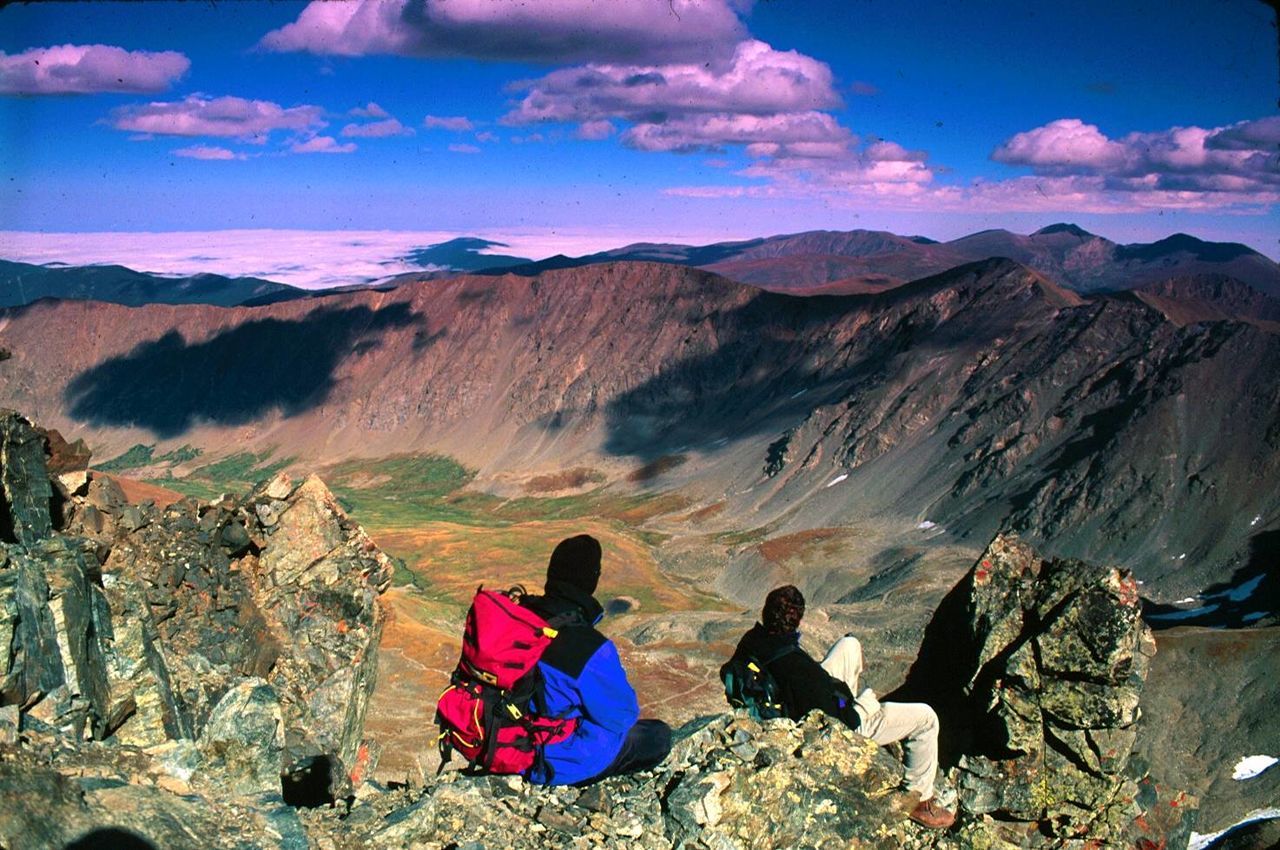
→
(452, 224, 1280, 298)
(4, 225, 1278, 310)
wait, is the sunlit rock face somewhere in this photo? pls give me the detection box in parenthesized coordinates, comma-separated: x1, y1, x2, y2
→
(0, 410, 392, 848)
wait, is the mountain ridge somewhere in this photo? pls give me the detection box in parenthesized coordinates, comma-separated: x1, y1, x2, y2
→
(1, 259, 1275, 601)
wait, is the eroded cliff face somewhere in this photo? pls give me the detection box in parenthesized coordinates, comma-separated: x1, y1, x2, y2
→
(0, 410, 1199, 849)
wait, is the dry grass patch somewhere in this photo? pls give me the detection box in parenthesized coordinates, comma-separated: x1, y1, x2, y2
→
(757, 527, 859, 564)
(522, 467, 607, 494)
(627, 454, 687, 483)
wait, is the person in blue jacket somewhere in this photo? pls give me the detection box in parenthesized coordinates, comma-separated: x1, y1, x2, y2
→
(520, 534, 672, 785)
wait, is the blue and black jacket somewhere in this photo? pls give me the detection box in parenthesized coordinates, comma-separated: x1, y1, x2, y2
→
(521, 580, 639, 785)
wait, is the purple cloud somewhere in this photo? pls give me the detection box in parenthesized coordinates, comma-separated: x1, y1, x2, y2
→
(424, 114, 473, 131)
(505, 40, 841, 126)
(259, 0, 746, 65)
(448, 143, 481, 154)
(992, 117, 1280, 199)
(623, 112, 851, 155)
(111, 95, 324, 141)
(292, 135, 356, 154)
(173, 144, 241, 161)
(0, 44, 189, 95)
(474, 130, 499, 143)
(341, 118, 413, 137)
(1206, 116, 1280, 151)
(349, 101, 390, 118)
(575, 120, 616, 141)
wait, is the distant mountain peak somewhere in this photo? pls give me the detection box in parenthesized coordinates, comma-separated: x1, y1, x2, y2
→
(1117, 233, 1259, 264)
(1034, 223, 1095, 238)
(402, 237, 532, 272)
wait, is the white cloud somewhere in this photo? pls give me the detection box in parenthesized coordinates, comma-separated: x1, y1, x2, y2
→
(349, 101, 390, 118)
(424, 114, 473, 131)
(0, 44, 189, 94)
(292, 135, 357, 154)
(341, 118, 413, 137)
(0, 228, 745, 289)
(111, 94, 325, 141)
(173, 145, 241, 161)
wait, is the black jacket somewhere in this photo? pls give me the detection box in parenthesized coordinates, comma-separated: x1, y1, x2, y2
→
(731, 623, 860, 732)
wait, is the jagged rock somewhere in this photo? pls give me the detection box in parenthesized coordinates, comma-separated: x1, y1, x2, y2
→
(0, 545, 66, 712)
(0, 410, 54, 545)
(314, 712, 1001, 850)
(900, 533, 1186, 846)
(97, 575, 189, 745)
(195, 678, 284, 798)
(244, 473, 393, 798)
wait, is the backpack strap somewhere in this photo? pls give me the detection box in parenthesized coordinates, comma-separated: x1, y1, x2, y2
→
(757, 642, 800, 667)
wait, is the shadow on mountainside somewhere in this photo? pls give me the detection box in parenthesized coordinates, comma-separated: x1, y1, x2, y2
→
(597, 260, 1065, 461)
(1143, 529, 1280, 629)
(65, 303, 422, 438)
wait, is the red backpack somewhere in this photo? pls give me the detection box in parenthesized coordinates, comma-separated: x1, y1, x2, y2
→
(435, 586, 578, 777)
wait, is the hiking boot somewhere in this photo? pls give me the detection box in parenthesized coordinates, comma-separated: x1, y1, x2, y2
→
(908, 797, 956, 829)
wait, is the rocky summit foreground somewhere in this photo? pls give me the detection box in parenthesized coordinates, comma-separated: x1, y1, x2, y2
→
(0, 408, 1200, 848)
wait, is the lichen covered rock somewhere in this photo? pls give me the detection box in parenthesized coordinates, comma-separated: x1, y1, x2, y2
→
(901, 533, 1192, 847)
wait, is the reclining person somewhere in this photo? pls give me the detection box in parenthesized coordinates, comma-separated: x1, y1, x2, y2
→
(729, 585, 956, 829)
(520, 534, 672, 785)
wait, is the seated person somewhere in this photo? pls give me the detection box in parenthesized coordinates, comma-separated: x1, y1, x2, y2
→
(729, 585, 956, 829)
(521, 534, 672, 785)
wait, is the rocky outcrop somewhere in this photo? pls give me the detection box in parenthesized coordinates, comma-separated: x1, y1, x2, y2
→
(0, 410, 391, 846)
(300, 713, 1007, 850)
(899, 533, 1194, 847)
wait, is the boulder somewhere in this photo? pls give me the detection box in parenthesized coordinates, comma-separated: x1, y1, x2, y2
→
(195, 678, 285, 798)
(897, 533, 1191, 846)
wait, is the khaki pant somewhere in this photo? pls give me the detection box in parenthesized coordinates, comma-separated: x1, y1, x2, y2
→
(821, 636, 940, 801)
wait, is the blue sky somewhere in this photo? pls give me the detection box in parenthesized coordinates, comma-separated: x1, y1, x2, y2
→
(2, 0, 1277, 263)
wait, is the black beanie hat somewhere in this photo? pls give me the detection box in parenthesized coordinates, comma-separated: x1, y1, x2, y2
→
(546, 534, 603, 596)
(762, 585, 805, 634)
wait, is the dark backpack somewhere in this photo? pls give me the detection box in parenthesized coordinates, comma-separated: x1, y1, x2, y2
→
(435, 586, 577, 777)
(720, 644, 798, 721)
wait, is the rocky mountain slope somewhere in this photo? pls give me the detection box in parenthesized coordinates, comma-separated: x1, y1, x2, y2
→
(0, 260, 1276, 602)
(0, 412, 1206, 848)
(0, 258, 307, 308)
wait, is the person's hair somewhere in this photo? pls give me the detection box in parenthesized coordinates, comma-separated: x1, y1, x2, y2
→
(546, 534, 602, 595)
(762, 585, 805, 634)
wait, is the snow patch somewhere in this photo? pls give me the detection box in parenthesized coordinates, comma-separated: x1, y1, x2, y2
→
(1233, 755, 1278, 780)
(825, 474, 848, 488)
(917, 521, 937, 530)
(1173, 597, 1198, 605)
(1188, 808, 1280, 850)
(790, 389, 807, 399)
(1251, 514, 1262, 527)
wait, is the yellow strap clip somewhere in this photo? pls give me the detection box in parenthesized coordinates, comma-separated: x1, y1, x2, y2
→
(542, 627, 559, 639)
(747, 662, 761, 673)
(507, 704, 524, 720)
